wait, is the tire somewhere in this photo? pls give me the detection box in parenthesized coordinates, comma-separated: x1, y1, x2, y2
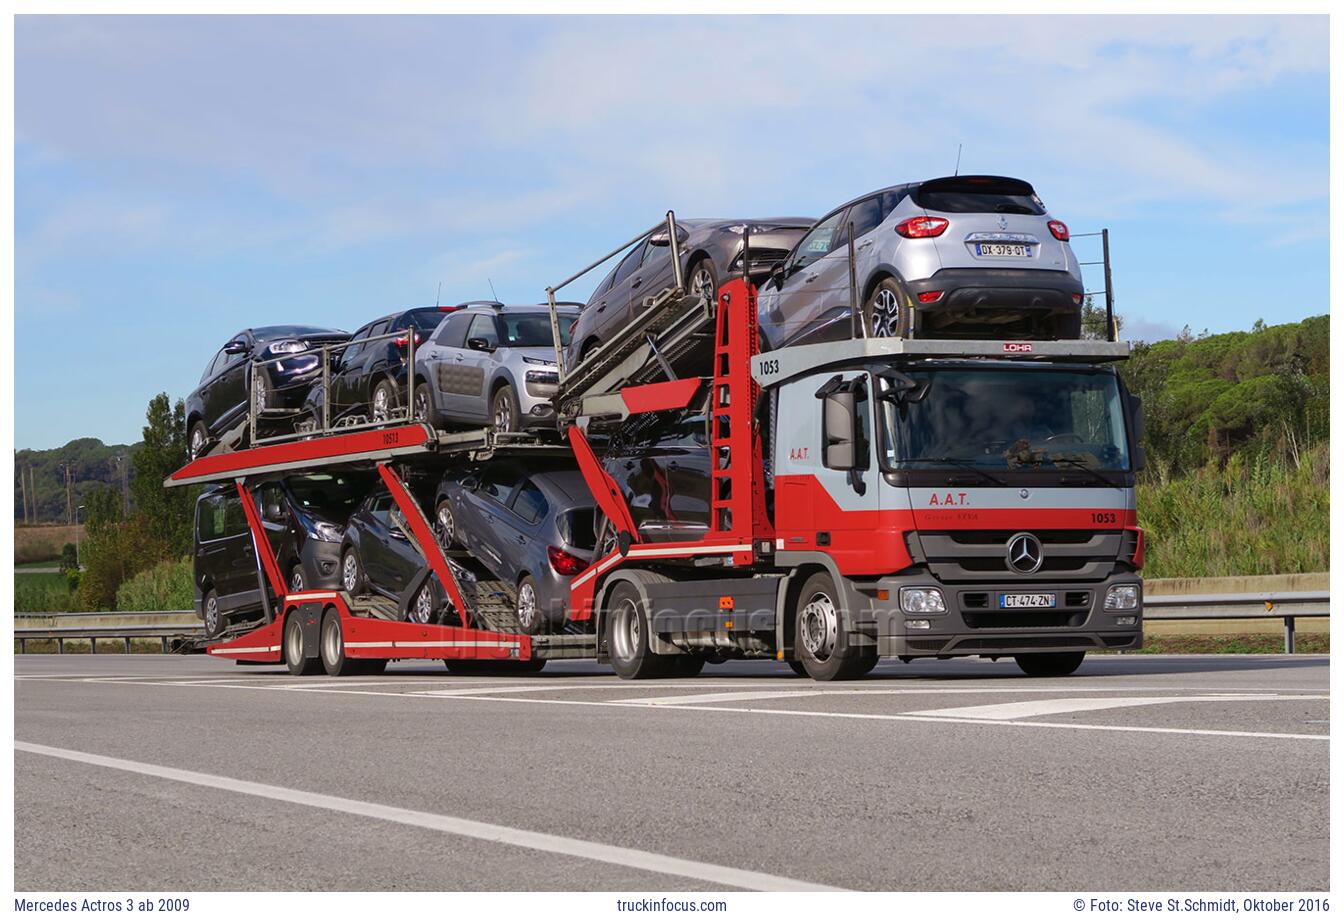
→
(793, 571, 864, 681)
(413, 382, 439, 428)
(319, 607, 360, 677)
(491, 384, 520, 433)
(515, 575, 543, 635)
(435, 499, 458, 549)
(253, 367, 270, 413)
(687, 258, 718, 311)
(864, 277, 913, 339)
(289, 564, 305, 594)
(408, 580, 437, 624)
(341, 547, 367, 597)
(189, 420, 210, 461)
(605, 582, 671, 680)
(284, 613, 320, 676)
(1014, 651, 1086, 677)
(670, 655, 705, 678)
(371, 379, 399, 423)
(202, 588, 224, 638)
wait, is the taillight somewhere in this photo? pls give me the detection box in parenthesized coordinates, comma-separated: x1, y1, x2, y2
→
(917, 291, 944, 303)
(548, 545, 587, 577)
(895, 216, 949, 239)
(394, 333, 423, 348)
(1048, 220, 1070, 241)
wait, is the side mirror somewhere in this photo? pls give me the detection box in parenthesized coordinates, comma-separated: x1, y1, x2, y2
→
(224, 340, 249, 355)
(821, 390, 858, 470)
(770, 262, 787, 289)
(466, 337, 495, 352)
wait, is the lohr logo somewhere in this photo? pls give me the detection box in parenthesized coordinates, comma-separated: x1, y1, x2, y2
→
(1003, 342, 1033, 353)
(928, 491, 969, 507)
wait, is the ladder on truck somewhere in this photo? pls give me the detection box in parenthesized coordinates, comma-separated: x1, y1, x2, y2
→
(166, 421, 596, 672)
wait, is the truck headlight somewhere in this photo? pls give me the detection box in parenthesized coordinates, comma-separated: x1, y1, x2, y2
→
(899, 587, 947, 614)
(1104, 584, 1139, 610)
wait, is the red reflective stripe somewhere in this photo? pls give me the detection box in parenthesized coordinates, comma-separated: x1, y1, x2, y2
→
(234, 481, 287, 599)
(620, 378, 702, 414)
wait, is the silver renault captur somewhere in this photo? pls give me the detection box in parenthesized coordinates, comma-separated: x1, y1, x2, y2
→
(757, 175, 1085, 349)
(413, 302, 579, 433)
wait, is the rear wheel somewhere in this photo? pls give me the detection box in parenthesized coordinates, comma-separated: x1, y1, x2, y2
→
(341, 547, 367, 596)
(284, 613, 320, 676)
(202, 589, 224, 637)
(492, 385, 520, 433)
(1014, 652, 1086, 677)
(864, 277, 912, 339)
(320, 607, 360, 677)
(606, 583, 671, 680)
(794, 571, 865, 681)
(515, 575, 543, 635)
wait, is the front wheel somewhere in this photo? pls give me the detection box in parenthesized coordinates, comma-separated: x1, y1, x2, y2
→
(605, 583, 671, 680)
(1014, 652, 1086, 677)
(864, 277, 912, 339)
(492, 385, 520, 433)
(202, 589, 224, 637)
(413, 382, 439, 428)
(341, 547, 367, 596)
(408, 580, 437, 624)
(794, 571, 865, 681)
(371, 379, 399, 423)
(289, 565, 305, 594)
(434, 499, 458, 549)
(687, 258, 718, 311)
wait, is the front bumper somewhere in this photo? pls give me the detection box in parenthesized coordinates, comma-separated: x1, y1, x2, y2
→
(299, 539, 344, 590)
(861, 571, 1142, 657)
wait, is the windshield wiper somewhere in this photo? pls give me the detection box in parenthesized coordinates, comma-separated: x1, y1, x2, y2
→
(903, 457, 1005, 487)
(1049, 456, 1115, 486)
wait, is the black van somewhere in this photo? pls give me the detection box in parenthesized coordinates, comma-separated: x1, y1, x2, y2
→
(193, 486, 264, 636)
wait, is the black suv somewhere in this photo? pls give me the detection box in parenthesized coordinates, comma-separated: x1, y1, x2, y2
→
(187, 325, 349, 459)
(193, 486, 264, 636)
(304, 307, 454, 428)
(256, 472, 372, 593)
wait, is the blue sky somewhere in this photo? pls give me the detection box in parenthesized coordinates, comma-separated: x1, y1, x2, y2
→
(14, 14, 1329, 450)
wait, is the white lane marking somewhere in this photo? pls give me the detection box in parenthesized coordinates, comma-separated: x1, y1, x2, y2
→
(906, 694, 1326, 720)
(632, 690, 840, 705)
(15, 741, 841, 892)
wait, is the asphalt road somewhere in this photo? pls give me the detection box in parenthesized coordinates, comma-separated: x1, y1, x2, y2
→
(15, 653, 1329, 891)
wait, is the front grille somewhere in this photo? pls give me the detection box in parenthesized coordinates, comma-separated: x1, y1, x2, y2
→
(915, 529, 1123, 583)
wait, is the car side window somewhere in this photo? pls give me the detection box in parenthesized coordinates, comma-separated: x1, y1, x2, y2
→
(610, 242, 645, 287)
(435, 311, 473, 347)
(640, 238, 667, 266)
(478, 466, 518, 505)
(846, 196, 884, 241)
(511, 479, 548, 524)
(202, 349, 228, 383)
(197, 495, 227, 541)
(342, 324, 372, 361)
(260, 485, 286, 519)
(879, 187, 908, 222)
(791, 211, 845, 271)
(467, 314, 500, 348)
(222, 495, 249, 537)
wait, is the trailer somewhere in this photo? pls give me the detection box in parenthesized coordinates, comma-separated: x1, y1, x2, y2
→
(169, 215, 1144, 680)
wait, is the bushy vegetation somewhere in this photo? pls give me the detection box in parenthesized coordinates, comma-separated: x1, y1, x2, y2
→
(14, 571, 85, 613)
(115, 557, 194, 612)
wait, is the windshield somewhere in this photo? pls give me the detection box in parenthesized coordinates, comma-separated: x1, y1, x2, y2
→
(287, 473, 371, 519)
(878, 367, 1131, 472)
(501, 312, 572, 348)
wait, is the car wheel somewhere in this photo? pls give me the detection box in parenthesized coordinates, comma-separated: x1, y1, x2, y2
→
(289, 565, 305, 594)
(579, 338, 601, 363)
(435, 499, 458, 549)
(794, 571, 865, 681)
(413, 383, 438, 427)
(515, 576, 543, 635)
(341, 547, 367, 596)
(371, 379, 398, 423)
(409, 581, 437, 624)
(605, 582, 671, 680)
(253, 368, 270, 413)
(202, 588, 224, 637)
(688, 258, 718, 310)
(284, 613, 320, 676)
(189, 420, 210, 461)
(865, 277, 912, 339)
(492, 385, 520, 433)
(1014, 652, 1086, 677)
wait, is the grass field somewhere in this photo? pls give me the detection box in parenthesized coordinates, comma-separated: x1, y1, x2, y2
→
(14, 523, 85, 564)
(14, 570, 82, 613)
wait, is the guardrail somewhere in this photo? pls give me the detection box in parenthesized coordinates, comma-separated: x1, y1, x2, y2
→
(14, 592, 1330, 655)
(14, 610, 196, 654)
(1143, 591, 1329, 653)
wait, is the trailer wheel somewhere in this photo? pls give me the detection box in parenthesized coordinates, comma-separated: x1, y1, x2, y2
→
(1014, 652, 1086, 677)
(341, 547, 367, 596)
(284, 613, 320, 676)
(794, 571, 864, 681)
(605, 583, 671, 680)
(202, 589, 224, 638)
(319, 608, 356, 677)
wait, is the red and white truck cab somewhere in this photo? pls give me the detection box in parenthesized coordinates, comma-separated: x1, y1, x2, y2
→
(754, 336, 1145, 678)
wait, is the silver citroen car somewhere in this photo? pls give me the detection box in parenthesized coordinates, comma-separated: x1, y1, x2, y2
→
(756, 176, 1085, 349)
(412, 302, 579, 433)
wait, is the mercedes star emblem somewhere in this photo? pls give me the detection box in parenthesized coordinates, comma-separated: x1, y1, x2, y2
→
(1006, 532, 1044, 575)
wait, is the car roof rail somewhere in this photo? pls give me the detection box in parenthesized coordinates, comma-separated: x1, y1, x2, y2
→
(540, 301, 585, 308)
(456, 300, 506, 310)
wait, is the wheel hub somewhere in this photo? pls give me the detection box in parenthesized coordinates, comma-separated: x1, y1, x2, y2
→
(204, 597, 218, 633)
(871, 289, 901, 337)
(342, 555, 358, 592)
(413, 586, 433, 623)
(321, 618, 340, 667)
(517, 584, 536, 629)
(799, 592, 838, 660)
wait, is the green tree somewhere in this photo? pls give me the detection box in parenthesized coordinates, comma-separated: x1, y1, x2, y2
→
(131, 393, 197, 556)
